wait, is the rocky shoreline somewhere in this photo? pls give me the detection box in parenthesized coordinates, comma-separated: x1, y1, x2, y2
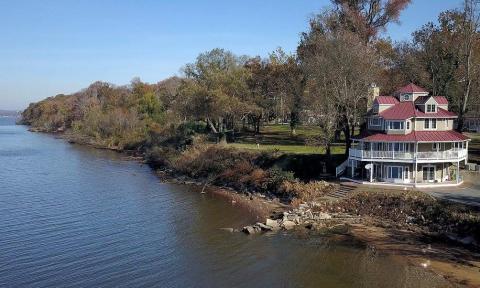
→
(25, 129, 480, 287)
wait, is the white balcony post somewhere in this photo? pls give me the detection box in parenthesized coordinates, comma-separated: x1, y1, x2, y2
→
(466, 141, 469, 163)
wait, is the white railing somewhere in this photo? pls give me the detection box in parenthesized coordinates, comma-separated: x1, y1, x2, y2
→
(349, 148, 467, 161)
(335, 159, 349, 177)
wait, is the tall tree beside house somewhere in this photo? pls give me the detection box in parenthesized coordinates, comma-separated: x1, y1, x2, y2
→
(401, 1, 480, 131)
(299, 12, 381, 155)
(456, 0, 480, 131)
(331, 0, 411, 43)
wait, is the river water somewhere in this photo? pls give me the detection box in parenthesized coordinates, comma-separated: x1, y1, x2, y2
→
(0, 117, 455, 287)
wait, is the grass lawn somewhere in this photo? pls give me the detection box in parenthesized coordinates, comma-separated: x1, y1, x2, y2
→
(229, 124, 346, 155)
(228, 143, 345, 155)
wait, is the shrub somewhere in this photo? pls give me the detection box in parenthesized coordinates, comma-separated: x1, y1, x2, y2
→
(172, 144, 259, 179)
(261, 167, 295, 194)
(145, 146, 177, 168)
(280, 180, 334, 201)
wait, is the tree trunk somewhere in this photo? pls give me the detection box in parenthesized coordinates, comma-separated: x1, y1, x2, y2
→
(206, 118, 218, 134)
(343, 125, 352, 156)
(326, 143, 331, 158)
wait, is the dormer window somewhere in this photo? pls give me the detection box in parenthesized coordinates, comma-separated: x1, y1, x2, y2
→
(402, 94, 412, 101)
(426, 104, 436, 113)
(387, 121, 404, 130)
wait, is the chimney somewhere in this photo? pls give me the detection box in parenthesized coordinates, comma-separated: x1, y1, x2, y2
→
(368, 83, 380, 107)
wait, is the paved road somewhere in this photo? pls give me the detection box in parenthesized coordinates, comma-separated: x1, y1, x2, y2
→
(419, 172, 480, 207)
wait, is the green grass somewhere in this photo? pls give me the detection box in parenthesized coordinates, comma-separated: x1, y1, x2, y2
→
(228, 142, 345, 155)
(227, 124, 347, 155)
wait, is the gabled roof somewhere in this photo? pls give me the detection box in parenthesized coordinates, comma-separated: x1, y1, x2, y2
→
(433, 96, 448, 105)
(396, 83, 428, 94)
(375, 96, 399, 105)
(353, 130, 470, 142)
(414, 95, 448, 105)
(378, 102, 457, 120)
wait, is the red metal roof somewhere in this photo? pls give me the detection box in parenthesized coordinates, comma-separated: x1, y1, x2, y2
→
(353, 130, 470, 142)
(379, 102, 457, 120)
(375, 96, 399, 105)
(396, 83, 428, 94)
(433, 96, 448, 105)
(415, 108, 456, 118)
(379, 102, 416, 120)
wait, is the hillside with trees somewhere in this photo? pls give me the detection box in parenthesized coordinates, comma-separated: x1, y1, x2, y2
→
(21, 0, 480, 161)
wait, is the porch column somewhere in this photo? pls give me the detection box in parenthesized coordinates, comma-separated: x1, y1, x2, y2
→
(370, 161, 373, 182)
(457, 160, 460, 184)
(442, 162, 445, 182)
(414, 162, 417, 185)
(351, 160, 354, 178)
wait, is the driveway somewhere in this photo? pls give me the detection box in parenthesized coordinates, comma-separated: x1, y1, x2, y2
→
(418, 172, 480, 207)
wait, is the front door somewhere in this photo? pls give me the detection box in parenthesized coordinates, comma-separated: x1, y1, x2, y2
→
(387, 166, 403, 182)
(422, 166, 435, 182)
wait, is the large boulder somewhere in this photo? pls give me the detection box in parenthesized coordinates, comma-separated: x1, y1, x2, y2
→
(255, 222, 273, 231)
(266, 218, 280, 229)
(281, 220, 296, 230)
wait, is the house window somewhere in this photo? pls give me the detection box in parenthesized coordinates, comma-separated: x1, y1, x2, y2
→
(427, 104, 437, 113)
(432, 143, 438, 150)
(388, 121, 404, 130)
(424, 119, 437, 130)
(370, 117, 380, 126)
(406, 121, 410, 129)
(402, 94, 411, 101)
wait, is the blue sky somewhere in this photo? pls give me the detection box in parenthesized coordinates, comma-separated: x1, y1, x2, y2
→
(0, 0, 462, 110)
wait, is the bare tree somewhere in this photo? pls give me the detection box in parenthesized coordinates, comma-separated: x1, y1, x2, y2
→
(299, 16, 381, 155)
(457, 0, 480, 131)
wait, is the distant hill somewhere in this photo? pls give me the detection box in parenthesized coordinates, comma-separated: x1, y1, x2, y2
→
(0, 110, 20, 117)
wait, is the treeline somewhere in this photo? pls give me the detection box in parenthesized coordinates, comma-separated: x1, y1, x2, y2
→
(22, 0, 480, 153)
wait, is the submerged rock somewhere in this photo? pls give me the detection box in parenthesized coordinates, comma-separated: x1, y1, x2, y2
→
(219, 228, 234, 233)
(242, 226, 258, 235)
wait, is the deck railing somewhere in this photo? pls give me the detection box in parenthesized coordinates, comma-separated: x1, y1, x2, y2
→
(349, 148, 467, 161)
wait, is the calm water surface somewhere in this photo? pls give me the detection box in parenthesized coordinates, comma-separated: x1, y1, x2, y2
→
(0, 117, 454, 287)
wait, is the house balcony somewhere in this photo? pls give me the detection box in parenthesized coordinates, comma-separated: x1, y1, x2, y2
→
(349, 148, 467, 163)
